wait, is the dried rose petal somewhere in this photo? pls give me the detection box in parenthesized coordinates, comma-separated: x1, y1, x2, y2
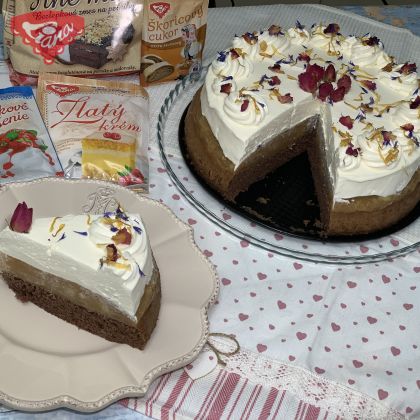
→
(363, 36, 380, 46)
(330, 87, 346, 102)
(106, 244, 119, 262)
(268, 25, 282, 36)
(399, 62, 417, 75)
(220, 83, 232, 94)
(324, 23, 340, 35)
(241, 99, 250, 112)
(297, 52, 311, 63)
(230, 49, 240, 59)
(10, 201, 33, 233)
(243, 32, 258, 45)
(360, 80, 377, 91)
(382, 63, 393, 72)
(318, 82, 333, 101)
(410, 96, 420, 110)
(306, 64, 324, 83)
(112, 227, 132, 245)
(381, 131, 396, 145)
(278, 93, 293, 104)
(268, 63, 282, 73)
(339, 115, 354, 129)
(324, 64, 336, 82)
(401, 123, 414, 132)
(298, 71, 318, 93)
(346, 146, 360, 157)
(268, 75, 281, 86)
(337, 74, 352, 94)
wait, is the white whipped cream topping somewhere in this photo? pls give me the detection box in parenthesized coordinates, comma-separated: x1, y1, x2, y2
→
(378, 65, 418, 96)
(258, 31, 291, 56)
(232, 35, 259, 59)
(287, 27, 310, 45)
(0, 212, 153, 320)
(224, 90, 268, 125)
(212, 50, 253, 79)
(202, 23, 420, 201)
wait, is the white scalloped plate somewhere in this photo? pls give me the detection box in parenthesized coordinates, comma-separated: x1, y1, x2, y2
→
(0, 178, 219, 412)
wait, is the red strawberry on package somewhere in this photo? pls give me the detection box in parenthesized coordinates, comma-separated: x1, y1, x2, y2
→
(0, 86, 63, 184)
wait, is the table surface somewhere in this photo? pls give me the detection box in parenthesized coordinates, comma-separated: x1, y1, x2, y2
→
(1, 4, 419, 420)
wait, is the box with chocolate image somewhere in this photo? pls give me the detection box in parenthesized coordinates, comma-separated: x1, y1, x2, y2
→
(62, 16, 135, 69)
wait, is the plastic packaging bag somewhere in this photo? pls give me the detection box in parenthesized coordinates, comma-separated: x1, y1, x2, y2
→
(37, 74, 150, 192)
(0, 86, 63, 184)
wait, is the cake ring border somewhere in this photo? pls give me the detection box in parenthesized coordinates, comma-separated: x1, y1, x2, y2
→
(0, 177, 219, 413)
(157, 71, 420, 264)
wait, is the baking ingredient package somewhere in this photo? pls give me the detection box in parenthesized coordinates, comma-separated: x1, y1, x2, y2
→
(0, 86, 63, 184)
(3, 0, 144, 83)
(141, 0, 208, 85)
(37, 74, 150, 192)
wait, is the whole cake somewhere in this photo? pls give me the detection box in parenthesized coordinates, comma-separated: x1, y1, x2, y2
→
(185, 23, 420, 236)
(0, 202, 160, 350)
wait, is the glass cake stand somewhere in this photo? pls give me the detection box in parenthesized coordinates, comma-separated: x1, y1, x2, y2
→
(157, 70, 420, 264)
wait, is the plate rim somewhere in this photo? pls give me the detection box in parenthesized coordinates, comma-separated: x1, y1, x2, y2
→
(0, 177, 220, 413)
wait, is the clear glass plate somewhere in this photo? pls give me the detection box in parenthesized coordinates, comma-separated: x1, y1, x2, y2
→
(157, 71, 420, 264)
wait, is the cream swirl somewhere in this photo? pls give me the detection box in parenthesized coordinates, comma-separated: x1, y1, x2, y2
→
(308, 25, 341, 55)
(349, 37, 391, 68)
(390, 101, 419, 126)
(287, 27, 310, 46)
(358, 132, 401, 169)
(393, 127, 420, 155)
(88, 212, 150, 283)
(257, 31, 291, 56)
(212, 49, 253, 79)
(224, 90, 268, 125)
(233, 35, 259, 59)
(337, 139, 362, 172)
(378, 64, 419, 96)
(212, 76, 237, 96)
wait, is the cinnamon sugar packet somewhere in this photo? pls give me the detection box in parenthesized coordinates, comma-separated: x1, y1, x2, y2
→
(37, 74, 150, 192)
(0, 86, 63, 184)
(3, 0, 144, 84)
(141, 0, 208, 86)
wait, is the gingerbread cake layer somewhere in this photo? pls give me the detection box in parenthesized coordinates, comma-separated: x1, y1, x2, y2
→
(0, 253, 161, 350)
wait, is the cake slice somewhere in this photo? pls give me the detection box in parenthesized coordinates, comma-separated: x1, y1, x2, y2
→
(81, 132, 137, 182)
(0, 202, 160, 350)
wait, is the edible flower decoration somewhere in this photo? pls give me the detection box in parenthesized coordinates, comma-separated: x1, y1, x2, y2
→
(269, 88, 293, 104)
(382, 63, 394, 72)
(381, 131, 397, 146)
(336, 129, 360, 157)
(367, 128, 400, 165)
(297, 52, 311, 63)
(401, 123, 414, 133)
(112, 227, 132, 245)
(361, 36, 380, 46)
(10, 201, 33, 233)
(399, 62, 417, 75)
(259, 74, 281, 87)
(268, 63, 283, 73)
(298, 63, 350, 103)
(410, 96, 420, 110)
(243, 32, 258, 45)
(360, 80, 377, 91)
(268, 24, 283, 36)
(323, 23, 340, 36)
(101, 244, 119, 267)
(339, 115, 354, 130)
